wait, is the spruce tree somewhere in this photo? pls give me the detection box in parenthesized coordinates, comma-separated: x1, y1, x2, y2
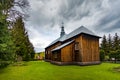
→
(113, 33, 119, 50)
(0, 0, 32, 66)
(12, 17, 35, 61)
(0, 0, 15, 67)
(107, 34, 113, 53)
(101, 35, 108, 55)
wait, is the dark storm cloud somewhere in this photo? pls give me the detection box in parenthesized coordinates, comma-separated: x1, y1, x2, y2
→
(59, 0, 102, 21)
(58, 0, 85, 20)
(94, 0, 120, 31)
(102, 19, 120, 32)
(26, 0, 120, 52)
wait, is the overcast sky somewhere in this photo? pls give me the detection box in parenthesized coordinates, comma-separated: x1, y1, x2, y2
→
(25, 0, 120, 52)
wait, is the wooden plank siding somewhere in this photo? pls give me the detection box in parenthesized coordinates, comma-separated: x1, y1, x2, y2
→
(52, 50, 61, 61)
(61, 42, 74, 62)
(81, 34, 100, 62)
(45, 33, 100, 65)
(74, 35, 83, 62)
(45, 42, 61, 60)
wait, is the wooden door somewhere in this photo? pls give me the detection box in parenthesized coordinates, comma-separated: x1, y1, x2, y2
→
(74, 50, 79, 62)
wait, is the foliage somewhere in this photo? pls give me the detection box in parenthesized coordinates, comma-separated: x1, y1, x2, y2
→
(0, 61, 120, 80)
(109, 50, 120, 61)
(100, 33, 120, 62)
(100, 50, 105, 61)
(34, 52, 45, 60)
(11, 16, 35, 61)
(107, 34, 113, 52)
(0, 0, 15, 68)
(113, 33, 120, 50)
(0, 0, 34, 68)
(116, 50, 120, 60)
(109, 51, 116, 58)
(0, 20, 14, 61)
(100, 35, 108, 55)
(0, 61, 10, 68)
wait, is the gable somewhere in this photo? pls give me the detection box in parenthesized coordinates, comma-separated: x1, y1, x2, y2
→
(51, 40, 74, 51)
(46, 26, 100, 48)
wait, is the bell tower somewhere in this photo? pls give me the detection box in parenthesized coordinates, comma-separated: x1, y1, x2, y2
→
(60, 22, 65, 37)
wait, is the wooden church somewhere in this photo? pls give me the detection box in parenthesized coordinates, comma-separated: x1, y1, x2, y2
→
(45, 24, 101, 65)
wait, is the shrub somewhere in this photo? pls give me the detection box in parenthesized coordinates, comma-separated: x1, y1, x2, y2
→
(100, 50, 105, 61)
(0, 60, 10, 68)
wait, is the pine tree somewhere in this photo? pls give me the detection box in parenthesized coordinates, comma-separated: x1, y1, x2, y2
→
(12, 17, 35, 61)
(107, 34, 113, 53)
(100, 33, 120, 62)
(101, 35, 108, 55)
(0, 0, 31, 67)
(0, 0, 15, 67)
(25, 36, 35, 60)
(113, 33, 119, 50)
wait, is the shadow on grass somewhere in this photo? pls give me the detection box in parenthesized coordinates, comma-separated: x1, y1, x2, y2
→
(113, 66, 120, 72)
(12, 61, 28, 66)
(0, 66, 9, 74)
(0, 61, 28, 74)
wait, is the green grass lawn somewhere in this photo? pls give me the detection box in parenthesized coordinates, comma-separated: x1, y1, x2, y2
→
(0, 61, 120, 80)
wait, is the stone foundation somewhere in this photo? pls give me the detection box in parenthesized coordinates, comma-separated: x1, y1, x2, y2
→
(44, 59, 51, 62)
(76, 61, 101, 66)
(50, 61, 76, 65)
(45, 59, 101, 66)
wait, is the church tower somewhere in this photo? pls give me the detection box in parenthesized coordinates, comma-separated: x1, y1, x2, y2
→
(60, 22, 65, 37)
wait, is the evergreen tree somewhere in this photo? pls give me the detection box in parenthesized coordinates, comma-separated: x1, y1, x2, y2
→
(100, 33, 120, 62)
(107, 34, 113, 54)
(0, 0, 15, 67)
(112, 33, 120, 62)
(0, 0, 31, 65)
(101, 35, 108, 55)
(113, 33, 120, 50)
(0, 16, 14, 61)
(12, 17, 35, 61)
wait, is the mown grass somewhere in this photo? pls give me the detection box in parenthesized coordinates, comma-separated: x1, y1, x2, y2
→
(0, 61, 120, 80)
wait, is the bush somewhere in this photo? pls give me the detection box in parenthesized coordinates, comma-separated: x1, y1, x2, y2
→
(109, 50, 120, 63)
(116, 50, 120, 60)
(105, 55, 109, 61)
(100, 50, 105, 61)
(0, 61, 10, 68)
(109, 51, 116, 59)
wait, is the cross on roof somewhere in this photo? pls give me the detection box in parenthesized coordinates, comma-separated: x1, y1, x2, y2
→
(61, 21, 64, 27)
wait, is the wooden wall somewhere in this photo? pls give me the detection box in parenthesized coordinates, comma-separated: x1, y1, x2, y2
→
(81, 34, 99, 62)
(52, 50, 61, 61)
(45, 42, 61, 60)
(74, 35, 82, 62)
(45, 33, 100, 64)
(61, 43, 74, 62)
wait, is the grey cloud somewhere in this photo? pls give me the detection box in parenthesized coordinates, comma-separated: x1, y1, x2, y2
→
(26, 0, 120, 52)
(59, 0, 102, 21)
(94, 0, 120, 32)
(102, 19, 120, 32)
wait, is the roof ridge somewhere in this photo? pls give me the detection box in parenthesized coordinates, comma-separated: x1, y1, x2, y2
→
(46, 26, 100, 48)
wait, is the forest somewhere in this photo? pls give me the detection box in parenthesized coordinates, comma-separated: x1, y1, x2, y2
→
(0, 0, 35, 68)
(100, 33, 120, 62)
